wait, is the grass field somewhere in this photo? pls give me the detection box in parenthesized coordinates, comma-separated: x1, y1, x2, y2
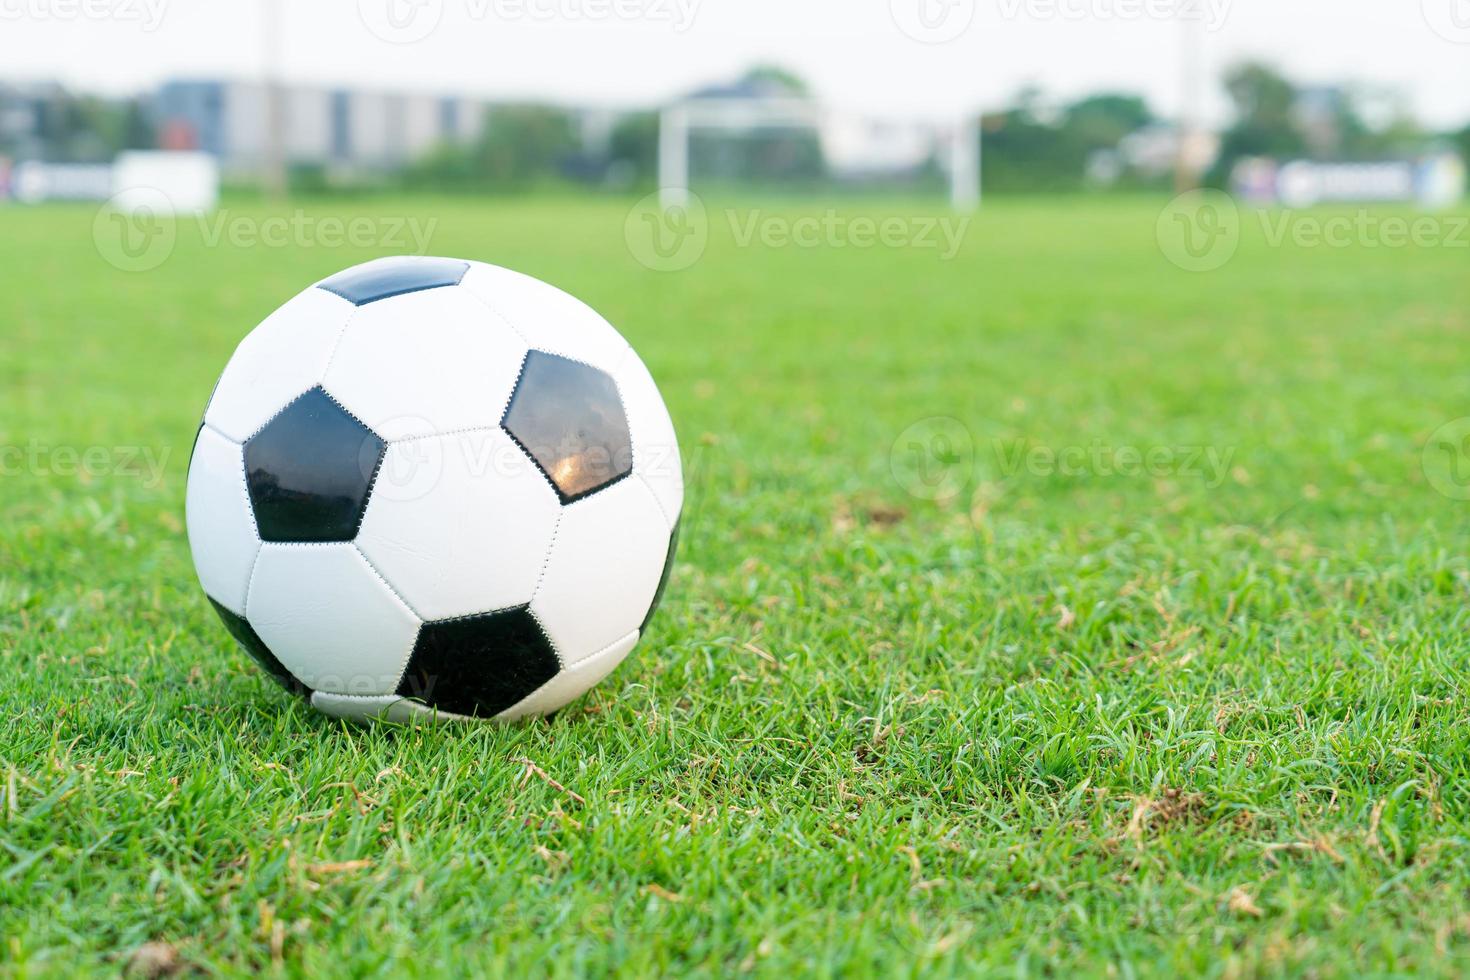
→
(4, 193, 1470, 975)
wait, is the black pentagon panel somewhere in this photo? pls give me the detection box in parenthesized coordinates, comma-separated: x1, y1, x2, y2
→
(396, 607, 560, 719)
(316, 256, 470, 306)
(207, 597, 311, 698)
(502, 351, 633, 503)
(244, 387, 385, 543)
(639, 519, 681, 634)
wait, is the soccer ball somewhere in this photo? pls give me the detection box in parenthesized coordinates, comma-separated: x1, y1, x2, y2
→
(185, 257, 682, 723)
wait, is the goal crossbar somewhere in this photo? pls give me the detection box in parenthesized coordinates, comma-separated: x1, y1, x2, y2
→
(658, 99, 979, 211)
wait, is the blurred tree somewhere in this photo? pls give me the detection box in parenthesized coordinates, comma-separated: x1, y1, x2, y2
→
(405, 105, 577, 192)
(1211, 62, 1307, 176)
(1209, 63, 1432, 185)
(11, 91, 154, 161)
(979, 88, 1156, 192)
(607, 111, 659, 188)
(740, 65, 811, 97)
(1067, 94, 1153, 149)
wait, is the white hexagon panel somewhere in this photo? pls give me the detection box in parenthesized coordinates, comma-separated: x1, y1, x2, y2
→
(185, 256, 682, 723)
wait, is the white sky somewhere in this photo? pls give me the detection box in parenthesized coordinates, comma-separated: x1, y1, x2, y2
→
(3, 0, 1469, 128)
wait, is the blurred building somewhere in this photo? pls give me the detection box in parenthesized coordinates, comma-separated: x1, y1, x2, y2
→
(153, 80, 489, 178)
(0, 82, 57, 159)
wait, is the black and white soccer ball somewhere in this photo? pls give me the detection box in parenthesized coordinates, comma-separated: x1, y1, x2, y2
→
(186, 257, 682, 723)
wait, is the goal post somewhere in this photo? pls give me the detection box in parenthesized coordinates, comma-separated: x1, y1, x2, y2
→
(658, 99, 980, 211)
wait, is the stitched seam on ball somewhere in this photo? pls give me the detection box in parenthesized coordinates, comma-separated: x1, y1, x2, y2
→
(425, 602, 532, 626)
(351, 543, 425, 689)
(314, 692, 402, 702)
(232, 438, 265, 616)
(317, 693, 478, 724)
(610, 369, 634, 475)
(318, 303, 362, 381)
(462, 286, 632, 373)
(527, 508, 564, 611)
(457, 290, 545, 423)
(203, 420, 243, 446)
(263, 540, 351, 548)
(501, 431, 559, 499)
(636, 471, 675, 534)
(241, 544, 265, 619)
(390, 424, 501, 446)
(244, 385, 324, 444)
(315, 384, 379, 434)
(496, 627, 638, 719)
(498, 350, 563, 500)
(352, 435, 387, 538)
(524, 605, 564, 672)
(234, 438, 263, 541)
(460, 286, 535, 348)
(570, 628, 639, 672)
(351, 541, 422, 622)
(609, 342, 637, 379)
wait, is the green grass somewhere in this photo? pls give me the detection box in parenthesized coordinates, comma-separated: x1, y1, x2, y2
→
(4, 193, 1470, 976)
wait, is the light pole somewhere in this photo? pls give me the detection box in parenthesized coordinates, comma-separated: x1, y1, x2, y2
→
(262, 0, 287, 200)
(1175, 0, 1205, 193)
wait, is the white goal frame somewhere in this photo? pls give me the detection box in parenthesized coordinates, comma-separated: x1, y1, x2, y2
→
(657, 98, 980, 211)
